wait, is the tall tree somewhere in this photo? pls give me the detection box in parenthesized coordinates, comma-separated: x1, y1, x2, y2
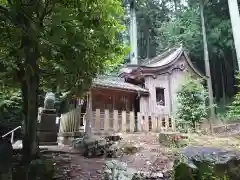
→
(135, 0, 170, 60)
(129, 0, 138, 64)
(227, 0, 240, 70)
(0, 0, 126, 178)
(200, 0, 214, 132)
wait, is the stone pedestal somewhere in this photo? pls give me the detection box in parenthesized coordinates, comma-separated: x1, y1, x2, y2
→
(57, 132, 85, 146)
(37, 108, 58, 144)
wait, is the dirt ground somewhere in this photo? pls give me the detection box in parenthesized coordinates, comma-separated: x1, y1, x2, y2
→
(47, 132, 240, 180)
(46, 133, 175, 180)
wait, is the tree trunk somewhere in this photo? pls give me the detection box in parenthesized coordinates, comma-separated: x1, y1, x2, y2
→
(221, 57, 226, 110)
(85, 90, 92, 134)
(227, 0, 240, 70)
(22, 71, 38, 160)
(200, 0, 214, 133)
(129, 0, 138, 64)
(173, 0, 178, 15)
(146, 28, 150, 59)
(21, 36, 39, 180)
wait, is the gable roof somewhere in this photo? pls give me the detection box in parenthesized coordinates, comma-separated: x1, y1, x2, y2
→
(119, 46, 207, 79)
(92, 75, 149, 94)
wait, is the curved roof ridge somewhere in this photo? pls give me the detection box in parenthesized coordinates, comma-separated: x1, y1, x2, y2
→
(144, 46, 183, 68)
(141, 46, 182, 66)
(96, 75, 124, 81)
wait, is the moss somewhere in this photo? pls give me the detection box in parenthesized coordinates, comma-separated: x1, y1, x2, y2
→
(174, 147, 240, 180)
(158, 132, 188, 148)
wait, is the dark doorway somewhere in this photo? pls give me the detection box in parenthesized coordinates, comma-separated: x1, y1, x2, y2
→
(134, 95, 140, 131)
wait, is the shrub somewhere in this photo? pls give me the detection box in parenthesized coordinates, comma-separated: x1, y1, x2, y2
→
(227, 72, 240, 120)
(176, 78, 207, 131)
(0, 90, 22, 136)
(101, 160, 144, 180)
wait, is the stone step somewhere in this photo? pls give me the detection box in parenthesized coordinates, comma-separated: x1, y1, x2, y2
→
(12, 140, 58, 150)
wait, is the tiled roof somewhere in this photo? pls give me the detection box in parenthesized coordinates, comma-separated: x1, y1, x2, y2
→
(93, 76, 149, 93)
(119, 46, 183, 75)
(141, 46, 183, 67)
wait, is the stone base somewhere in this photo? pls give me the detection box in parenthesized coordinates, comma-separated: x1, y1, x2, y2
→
(37, 131, 58, 143)
(38, 113, 57, 132)
(92, 131, 115, 136)
(38, 109, 58, 144)
(39, 142, 58, 146)
(57, 131, 85, 146)
(39, 107, 56, 114)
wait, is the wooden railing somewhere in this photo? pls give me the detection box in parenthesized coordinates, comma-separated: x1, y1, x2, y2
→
(59, 108, 175, 133)
(89, 110, 175, 132)
(59, 107, 82, 133)
(2, 126, 21, 143)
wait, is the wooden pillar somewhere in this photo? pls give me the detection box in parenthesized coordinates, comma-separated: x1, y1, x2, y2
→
(168, 73, 172, 114)
(113, 110, 119, 132)
(142, 114, 149, 132)
(95, 109, 101, 132)
(129, 111, 135, 132)
(158, 114, 162, 132)
(171, 118, 176, 131)
(152, 114, 158, 132)
(104, 109, 110, 131)
(165, 115, 169, 130)
(137, 112, 142, 132)
(122, 111, 127, 132)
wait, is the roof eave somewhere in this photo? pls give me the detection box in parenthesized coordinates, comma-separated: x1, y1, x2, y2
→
(183, 51, 207, 80)
(126, 50, 183, 76)
(92, 84, 149, 95)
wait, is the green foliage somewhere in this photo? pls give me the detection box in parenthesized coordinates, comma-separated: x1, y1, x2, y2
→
(0, 89, 22, 130)
(0, 0, 128, 93)
(216, 97, 232, 122)
(41, 0, 127, 93)
(135, 0, 171, 59)
(176, 77, 207, 129)
(227, 72, 240, 120)
(174, 162, 230, 180)
(157, 7, 202, 59)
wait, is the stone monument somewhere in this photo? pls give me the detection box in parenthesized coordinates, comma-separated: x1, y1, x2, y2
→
(37, 92, 58, 144)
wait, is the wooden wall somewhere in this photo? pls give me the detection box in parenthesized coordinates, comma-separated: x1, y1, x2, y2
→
(91, 88, 136, 112)
(140, 55, 198, 117)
